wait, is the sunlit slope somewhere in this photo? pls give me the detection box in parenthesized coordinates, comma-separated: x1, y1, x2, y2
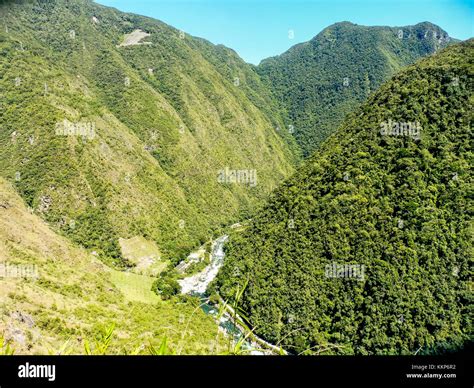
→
(0, 0, 296, 264)
(0, 177, 224, 354)
(217, 40, 473, 355)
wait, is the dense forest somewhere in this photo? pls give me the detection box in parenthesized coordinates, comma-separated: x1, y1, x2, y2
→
(258, 21, 455, 156)
(216, 40, 473, 355)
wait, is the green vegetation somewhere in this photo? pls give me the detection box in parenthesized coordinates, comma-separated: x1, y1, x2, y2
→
(109, 269, 161, 304)
(0, 177, 227, 354)
(1, 0, 471, 357)
(0, 335, 15, 355)
(217, 40, 473, 355)
(258, 21, 455, 156)
(84, 324, 115, 355)
(151, 270, 181, 300)
(183, 252, 211, 276)
(0, 0, 296, 266)
(118, 236, 168, 276)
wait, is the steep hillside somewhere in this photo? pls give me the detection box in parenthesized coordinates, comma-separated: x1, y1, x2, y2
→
(0, 0, 296, 265)
(216, 40, 473, 355)
(0, 177, 226, 354)
(258, 21, 455, 156)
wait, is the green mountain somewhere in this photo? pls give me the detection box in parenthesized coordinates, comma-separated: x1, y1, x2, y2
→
(0, 0, 297, 266)
(0, 177, 227, 354)
(258, 21, 456, 157)
(216, 40, 473, 355)
(1, 0, 470, 357)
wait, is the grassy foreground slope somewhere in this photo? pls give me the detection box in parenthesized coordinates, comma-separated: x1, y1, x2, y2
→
(0, 177, 226, 354)
(258, 21, 455, 156)
(0, 0, 296, 265)
(217, 40, 473, 355)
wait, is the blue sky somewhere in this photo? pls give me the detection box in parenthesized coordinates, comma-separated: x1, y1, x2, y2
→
(96, 0, 474, 64)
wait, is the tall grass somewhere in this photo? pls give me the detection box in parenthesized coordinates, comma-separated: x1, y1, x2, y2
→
(0, 334, 14, 355)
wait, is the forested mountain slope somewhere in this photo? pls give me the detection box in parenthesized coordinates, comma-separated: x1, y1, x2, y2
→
(216, 40, 473, 355)
(0, 0, 296, 265)
(258, 21, 455, 156)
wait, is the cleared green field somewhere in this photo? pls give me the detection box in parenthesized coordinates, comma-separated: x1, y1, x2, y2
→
(109, 269, 161, 304)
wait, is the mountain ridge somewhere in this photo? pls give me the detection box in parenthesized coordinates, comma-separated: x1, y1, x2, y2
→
(257, 20, 456, 156)
(0, 0, 296, 265)
(216, 39, 473, 355)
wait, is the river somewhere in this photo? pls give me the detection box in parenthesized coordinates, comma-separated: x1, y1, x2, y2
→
(178, 235, 285, 355)
(178, 235, 228, 294)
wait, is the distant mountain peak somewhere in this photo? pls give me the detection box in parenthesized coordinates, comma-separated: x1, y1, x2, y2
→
(258, 20, 456, 156)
